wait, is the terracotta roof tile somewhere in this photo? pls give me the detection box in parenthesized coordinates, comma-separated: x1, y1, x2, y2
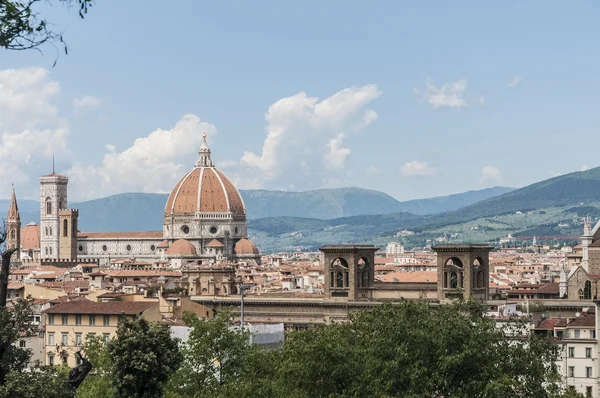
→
(567, 314, 595, 327)
(377, 271, 437, 283)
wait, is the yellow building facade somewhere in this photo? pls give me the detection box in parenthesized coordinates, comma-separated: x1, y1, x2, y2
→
(43, 301, 161, 367)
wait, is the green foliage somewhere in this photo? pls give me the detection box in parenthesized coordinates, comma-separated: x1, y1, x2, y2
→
(0, 365, 74, 398)
(0, 0, 92, 53)
(166, 311, 252, 398)
(76, 336, 116, 398)
(0, 298, 37, 379)
(107, 317, 182, 398)
(223, 301, 578, 398)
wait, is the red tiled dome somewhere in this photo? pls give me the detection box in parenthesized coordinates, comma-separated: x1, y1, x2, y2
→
(21, 222, 40, 250)
(234, 238, 259, 255)
(165, 239, 197, 256)
(207, 239, 224, 247)
(164, 136, 245, 217)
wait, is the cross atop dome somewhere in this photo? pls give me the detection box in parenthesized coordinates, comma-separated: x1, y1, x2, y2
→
(196, 133, 213, 167)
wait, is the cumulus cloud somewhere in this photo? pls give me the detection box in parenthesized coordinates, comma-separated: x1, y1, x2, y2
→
(422, 79, 468, 109)
(0, 68, 69, 198)
(73, 95, 102, 111)
(224, 85, 381, 189)
(67, 114, 217, 199)
(399, 161, 437, 177)
(480, 166, 503, 185)
(1, 69, 380, 199)
(508, 76, 522, 88)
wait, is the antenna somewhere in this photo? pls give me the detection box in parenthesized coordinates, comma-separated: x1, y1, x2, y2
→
(52, 155, 55, 174)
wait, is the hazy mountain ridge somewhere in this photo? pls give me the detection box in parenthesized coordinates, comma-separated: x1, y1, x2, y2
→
(0, 186, 513, 231)
(249, 167, 600, 251)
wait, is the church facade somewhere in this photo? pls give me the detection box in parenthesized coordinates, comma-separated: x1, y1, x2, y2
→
(14, 135, 260, 267)
(563, 217, 600, 300)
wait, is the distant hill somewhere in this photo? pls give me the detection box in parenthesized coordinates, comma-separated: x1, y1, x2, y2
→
(248, 167, 600, 251)
(241, 186, 514, 219)
(241, 187, 403, 219)
(396, 186, 514, 215)
(0, 186, 513, 231)
(423, 167, 600, 229)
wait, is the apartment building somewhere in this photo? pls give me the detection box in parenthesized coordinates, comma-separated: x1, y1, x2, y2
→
(43, 301, 161, 367)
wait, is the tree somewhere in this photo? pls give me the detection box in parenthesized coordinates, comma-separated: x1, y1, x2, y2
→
(0, 366, 74, 398)
(238, 300, 581, 398)
(0, 222, 30, 386)
(0, 0, 92, 53)
(76, 335, 116, 398)
(166, 311, 253, 398)
(107, 317, 182, 398)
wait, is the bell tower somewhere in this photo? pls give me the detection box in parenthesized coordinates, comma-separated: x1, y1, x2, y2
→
(432, 244, 493, 302)
(40, 170, 68, 259)
(6, 186, 21, 260)
(320, 245, 378, 301)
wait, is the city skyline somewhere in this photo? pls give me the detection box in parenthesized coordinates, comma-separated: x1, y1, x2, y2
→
(1, 1, 599, 201)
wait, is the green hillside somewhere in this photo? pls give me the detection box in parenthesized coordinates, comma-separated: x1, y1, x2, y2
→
(0, 186, 511, 230)
(249, 167, 600, 251)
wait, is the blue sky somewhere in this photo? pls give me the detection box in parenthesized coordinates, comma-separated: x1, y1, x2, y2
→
(1, 1, 599, 201)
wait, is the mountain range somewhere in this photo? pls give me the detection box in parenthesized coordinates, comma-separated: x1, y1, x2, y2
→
(0, 186, 513, 231)
(3, 165, 600, 252)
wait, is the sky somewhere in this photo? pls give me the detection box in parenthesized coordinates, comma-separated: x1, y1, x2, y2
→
(1, 1, 599, 202)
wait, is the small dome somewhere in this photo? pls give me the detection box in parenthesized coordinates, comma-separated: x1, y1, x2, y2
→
(166, 239, 197, 256)
(234, 238, 259, 255)
(21, 222, 40, 250)
(207, 239, 224, 247)
(157, 239, 169, 248)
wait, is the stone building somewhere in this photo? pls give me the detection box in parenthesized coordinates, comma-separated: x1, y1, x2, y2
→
(6, 187, 20, 260)
(566, 217, 600, 300)
(9, 135, 260, 266)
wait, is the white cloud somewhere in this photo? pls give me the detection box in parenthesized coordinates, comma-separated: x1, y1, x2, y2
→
(480, 166, 503, 185)
(0, 68, 69, 198)
(422, 79, 468, 109)
(508, 76, 522, 88)
(399, 161, 437, 177)
(67, 114, 217, 199)
(0, 70, 380, 199)
(73, 95, 102, 111)
(224, 85, 381, 189)
(581, 165, 591, 171)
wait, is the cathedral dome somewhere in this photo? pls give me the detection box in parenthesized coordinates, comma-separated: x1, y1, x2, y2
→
(21, 222, 40, 250)
(164, 135, 245, 217)
(234, 238, 259, 255)
(165, 239, 197, 256)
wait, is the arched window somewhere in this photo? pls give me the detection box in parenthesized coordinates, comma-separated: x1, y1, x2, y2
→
(10, 229, 15, 239)
(45, 227, 48, 236)
(45, 247, 48, 255)
(477, 271, 484, 288)
(45, 198, 52, 215)
(330, 258, 349, 289)
(49, 247, 52, 255)
(63, 220, 68, 237)
(584, 280, 592, 300)
(49, 227, 52, 236)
